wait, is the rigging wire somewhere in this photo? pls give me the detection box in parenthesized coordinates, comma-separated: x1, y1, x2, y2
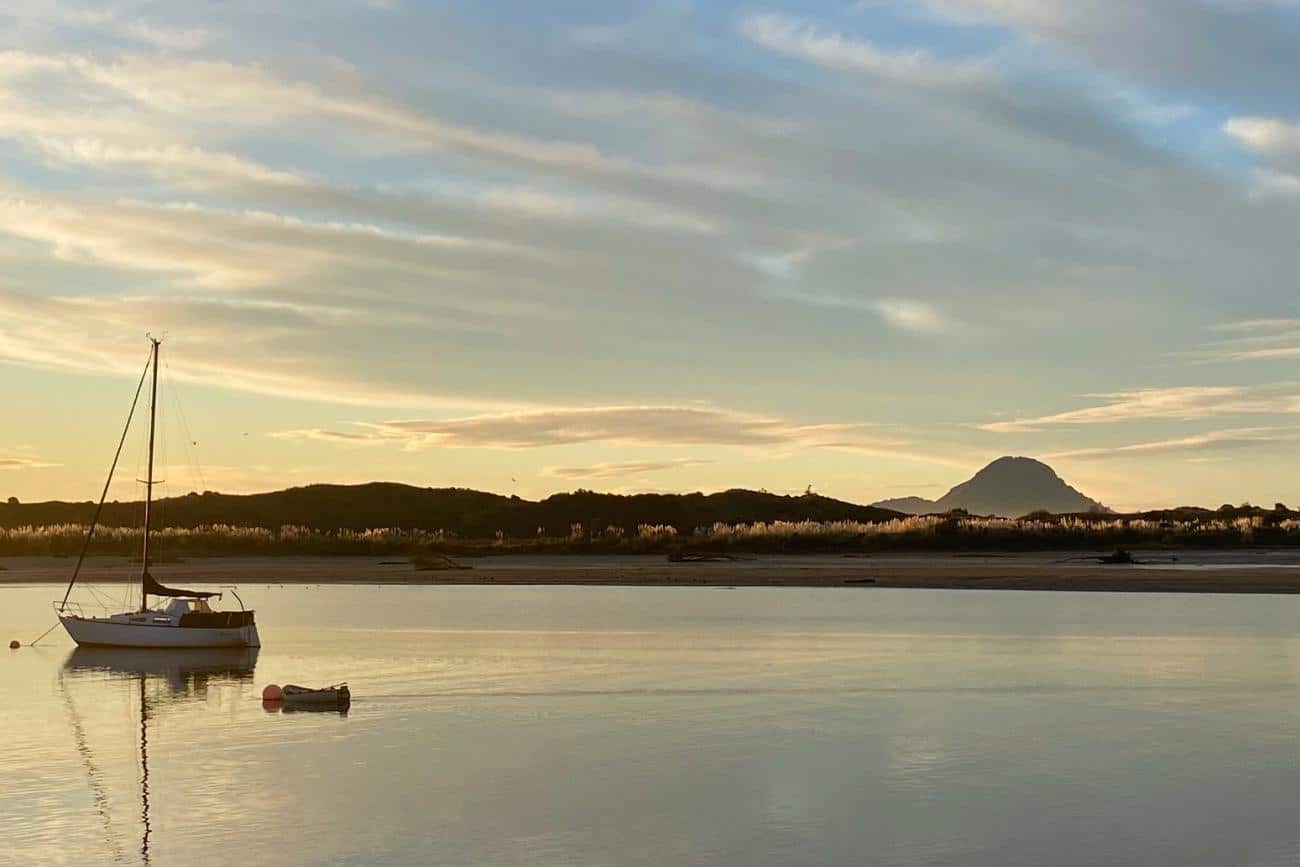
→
(126, 389, 152, 614)
(83, 582, 114, 609)
(164, 360, 208, 494)
(154, 391, 167, 570)
(57, 349, 154, 614)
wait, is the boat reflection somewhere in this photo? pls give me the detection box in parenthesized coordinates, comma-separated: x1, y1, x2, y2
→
(60, 647, 259, 864)
(267, 701, 350, 718)
(64, 646, 259, 696)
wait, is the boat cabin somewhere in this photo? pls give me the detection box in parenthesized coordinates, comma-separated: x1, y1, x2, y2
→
(164, 597, 214, 618)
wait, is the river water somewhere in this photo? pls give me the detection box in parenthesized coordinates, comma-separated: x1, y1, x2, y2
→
(4, 583, 1300, 866)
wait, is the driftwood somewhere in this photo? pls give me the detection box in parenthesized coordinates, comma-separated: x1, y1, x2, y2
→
(667, 551, 755, 563)
(411, 553, 471, 571)
(1055, 548, 1179, 565)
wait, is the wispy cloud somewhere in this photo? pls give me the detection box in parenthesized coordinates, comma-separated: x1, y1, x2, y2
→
(34, 139, 310, 190)
(0, 286, 526, 411)
(273, 405, 900, 451)
(44, 10, 211, 52)
(772, 292, 956, 334)
(921, 0, 1300, 109)
(119, 20, 211, 52)
(871, 299, 952, 334)
(1225, 117, 1300, 193)
(1225, 117, 1300, 161)
(1197, 319, 1300, 361)
(271, 406, 979, 470)
(739, 13, 987, 85)
(979, 386, 1300, 432)
(1209, 318, 1300, 334)
(267, 428, 404, 445)
(0, 190, 550, 292)
(1046, 427, 1300, 460)
(36, 51, 767, 213)
(0, 49, 784, 245)
(541, 458, 714, 479)
(0, 455, 59, 470)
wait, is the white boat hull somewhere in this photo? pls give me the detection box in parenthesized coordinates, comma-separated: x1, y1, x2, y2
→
(60, 616, 260, 648)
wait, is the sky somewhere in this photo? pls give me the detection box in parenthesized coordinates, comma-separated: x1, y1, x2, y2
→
(1, 0, 1299, 512)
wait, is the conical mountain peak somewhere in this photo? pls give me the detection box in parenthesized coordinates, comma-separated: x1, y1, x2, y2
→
(873, 456, 1107, 517)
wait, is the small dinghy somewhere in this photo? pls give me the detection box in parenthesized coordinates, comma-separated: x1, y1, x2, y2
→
(281, 682, 350, 708)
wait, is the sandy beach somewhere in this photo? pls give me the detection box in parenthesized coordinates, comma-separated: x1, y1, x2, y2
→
(8, 550, 1300, 593)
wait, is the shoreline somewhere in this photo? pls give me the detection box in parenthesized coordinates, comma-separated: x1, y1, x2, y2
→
(9, 551, 1300, 594)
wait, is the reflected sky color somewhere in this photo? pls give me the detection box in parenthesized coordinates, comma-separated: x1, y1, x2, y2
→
(6, 584, 1300, 865)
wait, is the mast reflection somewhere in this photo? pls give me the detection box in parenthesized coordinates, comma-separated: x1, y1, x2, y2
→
(61, 647, 259, 864)
(139, 673, 150, 865)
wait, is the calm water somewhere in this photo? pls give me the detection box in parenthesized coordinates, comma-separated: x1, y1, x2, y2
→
(5, 583, 1300, 866)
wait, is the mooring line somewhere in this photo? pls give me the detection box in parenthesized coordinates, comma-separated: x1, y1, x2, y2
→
(26, 621, 62, 647)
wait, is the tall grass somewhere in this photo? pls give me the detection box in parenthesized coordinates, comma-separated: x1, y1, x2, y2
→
(3, 511, 1299, 557)
(0, 523, 446, 556)
(683, 512, 1300, 552)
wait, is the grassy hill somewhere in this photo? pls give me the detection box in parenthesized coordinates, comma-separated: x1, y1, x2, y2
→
(0, 483, 901, 538)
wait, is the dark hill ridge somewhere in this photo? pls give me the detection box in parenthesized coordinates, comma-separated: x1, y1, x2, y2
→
(873, 456, 1107, 517)
(0, 483, 902, 537)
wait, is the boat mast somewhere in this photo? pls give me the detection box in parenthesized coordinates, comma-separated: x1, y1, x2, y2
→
(57, 352, 152, 613)
(139, 337, 160, 612)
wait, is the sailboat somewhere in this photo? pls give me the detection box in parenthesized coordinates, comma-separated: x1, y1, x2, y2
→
(57, 336, 261, 649)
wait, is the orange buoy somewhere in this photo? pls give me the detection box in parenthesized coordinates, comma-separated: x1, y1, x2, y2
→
(8, 640, 18, 649)
(262, 683, 284, 702)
